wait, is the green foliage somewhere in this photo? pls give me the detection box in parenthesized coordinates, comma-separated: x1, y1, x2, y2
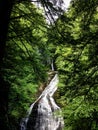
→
(47, 0, 98, 129)
(3, 2, 50, 129)
(3, 40, 39, 129)
(8, 2, 49, 81)
(3, 0, 98, 129)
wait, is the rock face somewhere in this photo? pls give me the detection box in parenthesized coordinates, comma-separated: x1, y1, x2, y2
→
(20, 73, 64, 130)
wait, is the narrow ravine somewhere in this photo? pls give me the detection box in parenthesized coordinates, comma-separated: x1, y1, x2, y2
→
(20, 72, 64, 130)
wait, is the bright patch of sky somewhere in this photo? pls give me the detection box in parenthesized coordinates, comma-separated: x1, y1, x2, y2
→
(32, 0, 72, 23)
(64, 0, 72, 9)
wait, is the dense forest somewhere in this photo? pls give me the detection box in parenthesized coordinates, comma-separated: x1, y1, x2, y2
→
(0, 0, 98, 130)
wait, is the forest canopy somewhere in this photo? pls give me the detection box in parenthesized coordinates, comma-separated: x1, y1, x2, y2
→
(0, 0, 98, 130)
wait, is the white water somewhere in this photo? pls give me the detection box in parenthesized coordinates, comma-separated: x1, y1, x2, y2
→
(20, 73, 64, 130)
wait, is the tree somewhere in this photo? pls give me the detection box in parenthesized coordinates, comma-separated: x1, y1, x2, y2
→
(47, 0, 98, 129)
(0, 1, 14, 128)
(2, 2, 50, 129)
(0, 0, 64, 129)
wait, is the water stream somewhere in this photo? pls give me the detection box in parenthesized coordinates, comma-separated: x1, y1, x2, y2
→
(20, 72, 64, 130)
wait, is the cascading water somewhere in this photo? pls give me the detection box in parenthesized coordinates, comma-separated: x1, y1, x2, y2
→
(20, 72, 64, 130)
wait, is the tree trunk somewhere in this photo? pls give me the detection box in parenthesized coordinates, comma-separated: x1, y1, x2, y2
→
(0, 0, 14, 129)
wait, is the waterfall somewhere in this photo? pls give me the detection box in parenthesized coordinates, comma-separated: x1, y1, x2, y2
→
(20, 72, 64, 130)
(51, 59, 54, 71)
